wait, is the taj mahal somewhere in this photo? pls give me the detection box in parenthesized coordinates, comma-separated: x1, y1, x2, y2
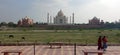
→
(47, 10, 74, 25)
(17, 10, 104, 28)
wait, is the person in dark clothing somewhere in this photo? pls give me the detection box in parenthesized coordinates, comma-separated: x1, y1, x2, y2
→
(97, 36, 102, 50)
(102, 36, 108, 51)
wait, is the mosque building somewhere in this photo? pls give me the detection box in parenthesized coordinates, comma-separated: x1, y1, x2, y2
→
(18, 16, 33, 26)
(89, 16, 104, 25)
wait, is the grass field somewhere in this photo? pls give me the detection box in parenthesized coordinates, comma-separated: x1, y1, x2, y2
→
(0, 29, 120, 45)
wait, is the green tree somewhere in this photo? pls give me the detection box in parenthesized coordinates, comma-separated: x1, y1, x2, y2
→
(8, 22, 17, 27)
(0, 22, 7, 26)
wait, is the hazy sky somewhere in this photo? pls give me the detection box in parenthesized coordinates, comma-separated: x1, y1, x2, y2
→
(0, 0, 120, 24)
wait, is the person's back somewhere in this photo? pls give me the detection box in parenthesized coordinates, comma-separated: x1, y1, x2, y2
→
(102, 36, 108, 51)
(102, 37, 108, 43)
(97, 36, 102, 50)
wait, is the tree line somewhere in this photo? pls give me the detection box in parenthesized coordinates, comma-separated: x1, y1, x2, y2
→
(1, 21, 120, 29)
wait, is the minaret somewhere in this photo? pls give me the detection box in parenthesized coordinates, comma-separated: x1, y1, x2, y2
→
(70, 16, 71, 24)
(72, 13, 74, 24)
(47, 13, 49, 24)
(50, 16, 52, 24)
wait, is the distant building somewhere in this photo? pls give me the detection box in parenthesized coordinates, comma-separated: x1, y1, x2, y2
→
(18, 16, 33, 26)
(54, 10, 68, 25)
(89, 16, 104, 25)
(47, 10, 75, 25)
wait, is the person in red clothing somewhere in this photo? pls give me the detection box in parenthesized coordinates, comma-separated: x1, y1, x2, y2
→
(102, 36, 108, 51)
(97, 36, 102, 50)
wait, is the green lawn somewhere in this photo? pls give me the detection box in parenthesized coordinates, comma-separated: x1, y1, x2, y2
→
(0, 29, 120, 44)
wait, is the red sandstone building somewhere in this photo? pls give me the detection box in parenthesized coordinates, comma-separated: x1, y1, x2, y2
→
(89, 16, 104, 25)
(18, 16, 33, 26)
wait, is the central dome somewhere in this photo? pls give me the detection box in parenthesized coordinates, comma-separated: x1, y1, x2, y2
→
(57, 10, 64, 16)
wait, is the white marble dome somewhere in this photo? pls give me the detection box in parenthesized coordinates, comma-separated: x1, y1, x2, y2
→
(57, 10, 64, 16)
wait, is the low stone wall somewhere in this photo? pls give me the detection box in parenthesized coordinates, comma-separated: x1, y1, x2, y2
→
(0, 42, 120, 46)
